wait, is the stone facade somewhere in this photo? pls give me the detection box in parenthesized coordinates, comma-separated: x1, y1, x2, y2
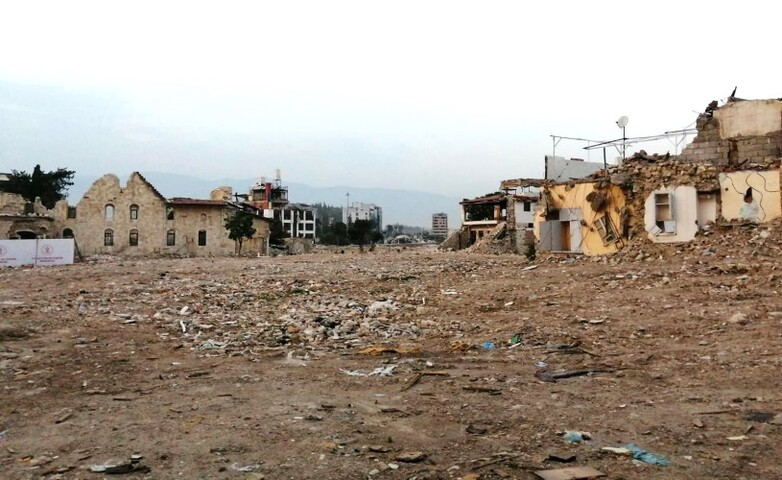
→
(0, 193, 57, 239)
(56, 173, 270, 257)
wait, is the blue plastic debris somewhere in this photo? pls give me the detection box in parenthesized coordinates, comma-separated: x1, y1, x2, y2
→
(563, 431, 591, 443)
(623, 443, 669, 466)
(481, 341, 495, 350)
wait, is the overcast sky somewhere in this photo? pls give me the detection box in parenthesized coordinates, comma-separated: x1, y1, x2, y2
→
(1, 1, 780, 199)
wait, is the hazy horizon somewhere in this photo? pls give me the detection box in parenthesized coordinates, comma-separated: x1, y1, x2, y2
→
(2, 1, 780, 200)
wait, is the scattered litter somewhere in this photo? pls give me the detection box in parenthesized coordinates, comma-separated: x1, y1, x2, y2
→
(179, 306, 191, 316)
(400, 370, 450, 391)
(462, 385, 502, 395)
(465, 424, 488, 435)
(547, 452, 576, 463)
(441, 289, 458, 296)
(394, 451, 427, 463)
(199, 340, 225, 350)
(358, 345, 420, 355)
(534, 466, 606, 480)
(563, 431, 591, 443)
(340, 365, 397, 377)
(90, 454, 149, 474)
(601, 446, 631, 456)
(367, 300, 398, 317)
(508, 334, 522, 345)
(743, 411, 775, 423)
(481, 341, 495, 350)
(369, 365, 396, 377)
(229, 463, 260, 472)
(282, 351, 309, 367)
(536, 367, 615, 383)
(521, 265, 539, 272)
(727, 435, 748, 441)
(55, 408, 73, 424)
(622, 444, 669, 466)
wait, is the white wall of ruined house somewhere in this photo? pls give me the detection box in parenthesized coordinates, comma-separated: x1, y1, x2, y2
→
(644, 186, 699, 243)
(514, 200, 537, 229)
(715, 100, 782, 139)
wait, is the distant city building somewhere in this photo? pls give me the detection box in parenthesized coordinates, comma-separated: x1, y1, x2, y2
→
(243, 172, 317, 239)
(344, 202, 383, 232)
(431, 212, 448, 237)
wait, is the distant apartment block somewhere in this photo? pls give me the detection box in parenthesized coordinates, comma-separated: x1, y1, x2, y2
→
(241, 172, 317, 239)
(431, 212, 448, 237)
(344, 202, 383, 232)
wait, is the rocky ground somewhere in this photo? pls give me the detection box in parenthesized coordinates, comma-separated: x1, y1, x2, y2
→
(1, 223, 781, 480)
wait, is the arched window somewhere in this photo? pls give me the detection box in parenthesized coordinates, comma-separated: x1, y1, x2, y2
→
(198, 230, 207, 246)
(129, 204, 139, 220)
(166, 229, 176, 246)
(104, 229, 114, 246)
(129, 229, 139, 246)
(105, 204, 114, 221)
(63, 228, 74, 238)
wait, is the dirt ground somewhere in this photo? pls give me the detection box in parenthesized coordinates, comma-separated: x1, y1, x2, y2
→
(1, 228, 781, 480)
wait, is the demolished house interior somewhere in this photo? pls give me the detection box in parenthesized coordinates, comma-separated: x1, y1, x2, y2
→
(442, 96, 782, 256)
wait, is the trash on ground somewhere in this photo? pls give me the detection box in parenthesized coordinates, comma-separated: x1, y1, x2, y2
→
(340, 365, 397, 377)
(358, 345, 420, 355)
(394, 451, 427, 463)
(400, 370, 450, 391)
(622, 443, 669, 466)
(563, 431, 591, 443)
(534, 465, 606, 480)
(481, 341, 495, 350)
(90, 454, 150, 474)
(547, 451, 576, 463)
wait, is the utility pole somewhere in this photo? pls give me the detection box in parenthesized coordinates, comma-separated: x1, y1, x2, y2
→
(345, 192, 351, 224)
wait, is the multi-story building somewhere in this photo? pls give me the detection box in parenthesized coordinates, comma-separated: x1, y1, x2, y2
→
(431, 212, 448, 238)
(344, 202, 383, 233)
(242, 175, 317, 239)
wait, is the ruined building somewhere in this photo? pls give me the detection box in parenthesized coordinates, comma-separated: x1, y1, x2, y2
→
(243, 174, 317, 240)
(55, 173, 271, 257)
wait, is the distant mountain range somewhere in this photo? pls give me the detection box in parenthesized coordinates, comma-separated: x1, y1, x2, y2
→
(67, 172, 462, 229)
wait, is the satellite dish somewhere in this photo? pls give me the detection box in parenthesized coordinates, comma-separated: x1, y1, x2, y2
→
(616, 116, 629, 128)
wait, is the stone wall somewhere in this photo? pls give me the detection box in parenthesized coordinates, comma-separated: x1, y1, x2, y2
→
(676, 100, 782, 167)
(57, 173, 169, 255)
(56, 172, 270, 257)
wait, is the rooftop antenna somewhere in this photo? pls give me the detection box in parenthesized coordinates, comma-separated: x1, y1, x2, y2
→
(275, 168, 282, 183)
(616, 116, 629, 161)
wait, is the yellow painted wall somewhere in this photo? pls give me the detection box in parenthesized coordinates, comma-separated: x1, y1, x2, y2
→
(534, 182, 627, 256)
(719, 170, 781, 223)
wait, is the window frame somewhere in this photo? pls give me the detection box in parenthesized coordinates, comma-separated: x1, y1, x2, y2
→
(104, 228, 114, 246)
(197, 229, 207, 246)
(129, 204, 139, 221)
(129, 229, 139, 246)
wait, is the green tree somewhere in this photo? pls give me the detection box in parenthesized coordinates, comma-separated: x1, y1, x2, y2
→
(3, 165, 75, 208)
(349, 219, 375, 251)
(319, 221, 348, 246)
(269, 219, 289, 247)
(224, 211, 257, 255)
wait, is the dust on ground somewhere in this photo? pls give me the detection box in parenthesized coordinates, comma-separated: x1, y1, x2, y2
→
(1, 225, 781, 480)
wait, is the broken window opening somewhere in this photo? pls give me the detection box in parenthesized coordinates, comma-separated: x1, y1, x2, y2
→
(523, 202, 531, 212)
(129, 229, 139, 246)
(166, 229, 176, 246)
(104, 229, 114, 246)
(594, 215, 620, 246)
(463, 204, 496, 222)
(67, 206, 77, 219)
(129, 204, 139, 220)
(197, 230, 207, 246)
(105, 204, 114, 221)
(653, 193, 676, 234)
(166, 206, 174, 220)
(63, 228, 74, 238)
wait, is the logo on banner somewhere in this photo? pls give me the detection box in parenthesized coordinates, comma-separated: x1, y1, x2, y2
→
(0, 246, 5, 256)
(41, 244, 54, 255)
